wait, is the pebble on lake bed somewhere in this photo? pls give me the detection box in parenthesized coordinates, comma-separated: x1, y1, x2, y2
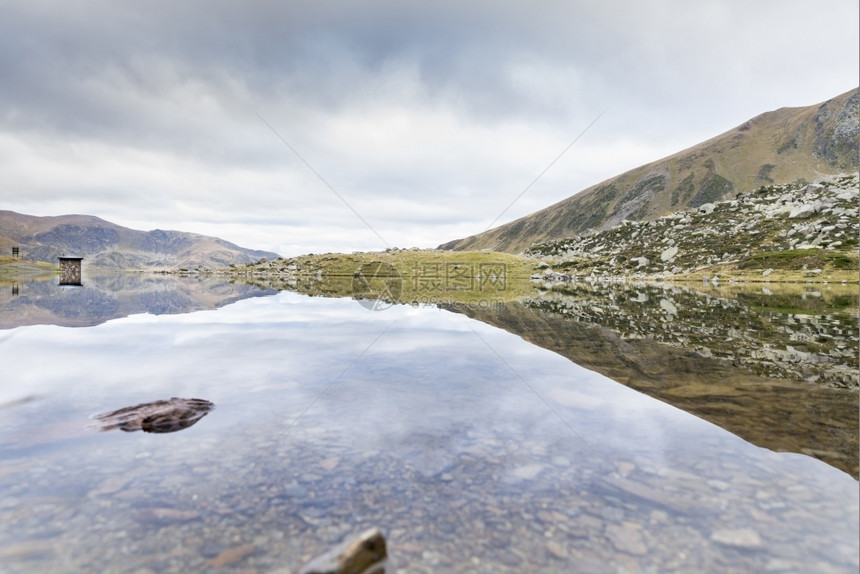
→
(208, 544, 257, 568)
(133, 507, 200, 525)
(604, 523, 648, 556)
(710, 528, 763, 549)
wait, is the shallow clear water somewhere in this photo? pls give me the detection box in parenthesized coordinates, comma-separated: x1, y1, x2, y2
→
(0, 287, 857, 573)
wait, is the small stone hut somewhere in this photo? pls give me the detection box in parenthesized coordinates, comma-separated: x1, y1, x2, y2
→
(58, 256, 83, 286)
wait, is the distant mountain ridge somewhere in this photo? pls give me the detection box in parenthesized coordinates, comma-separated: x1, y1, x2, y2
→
(440, 88, 859, 253)
(0, 211, 279, 270)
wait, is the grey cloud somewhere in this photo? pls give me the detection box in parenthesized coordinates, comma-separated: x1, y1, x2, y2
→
(0, 2, 608, 135)
(0, 0, 857, 254)
(4, 0, 853, 151)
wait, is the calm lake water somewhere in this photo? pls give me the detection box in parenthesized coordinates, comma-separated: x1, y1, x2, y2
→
(0, 276, 857, 573)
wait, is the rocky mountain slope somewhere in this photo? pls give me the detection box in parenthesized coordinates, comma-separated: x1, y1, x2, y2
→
(441, 88, 859, 253)
(526, 173, 858, 282)
(0, 211, 278, 270)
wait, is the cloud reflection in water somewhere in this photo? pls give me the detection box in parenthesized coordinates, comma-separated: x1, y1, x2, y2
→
(0, 291, 856, 572)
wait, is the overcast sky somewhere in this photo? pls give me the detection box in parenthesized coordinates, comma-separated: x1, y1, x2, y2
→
(1, 0, 857, 256)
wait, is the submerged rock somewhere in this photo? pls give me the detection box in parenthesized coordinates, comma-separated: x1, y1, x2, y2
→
(92, 397, 214, 434)
(297, 528, 387, 574)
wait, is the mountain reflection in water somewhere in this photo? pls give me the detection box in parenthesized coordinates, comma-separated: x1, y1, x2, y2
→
(525, 281, 858, 388)
(0, 272, 275, 329)
(447, 281, 859, 478)
(260, 271, 857, 478)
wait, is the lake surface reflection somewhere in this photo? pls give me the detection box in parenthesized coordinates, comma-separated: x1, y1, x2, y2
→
(452, 282, 859, 478)
(0, 286, 857, 573)
(0, 273, 275, 329)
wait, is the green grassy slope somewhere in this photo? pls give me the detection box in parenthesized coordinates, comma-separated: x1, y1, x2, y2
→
(440, 88, 859, 253)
